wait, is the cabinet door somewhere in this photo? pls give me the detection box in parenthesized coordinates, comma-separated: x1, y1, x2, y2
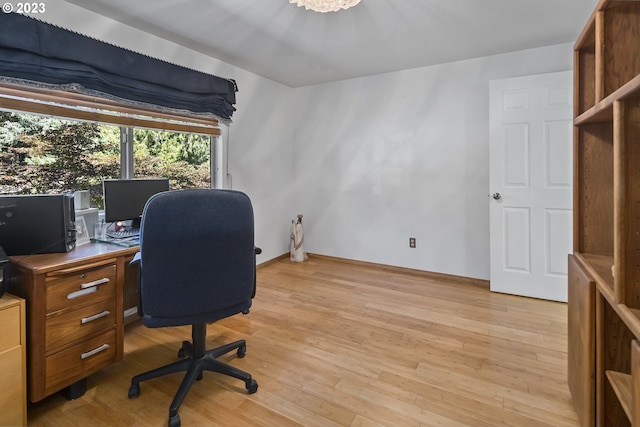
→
(0, 347, 24, 426)
(0, 297, 26, 426)
(568, 254, 596, 427)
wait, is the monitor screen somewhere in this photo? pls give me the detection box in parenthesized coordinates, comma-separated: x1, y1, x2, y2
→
(103, 178, 170, 224)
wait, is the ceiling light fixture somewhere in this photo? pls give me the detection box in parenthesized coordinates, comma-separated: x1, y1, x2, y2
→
(289, 0, 361, 13)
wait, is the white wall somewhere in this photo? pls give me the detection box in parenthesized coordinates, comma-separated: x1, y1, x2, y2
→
(34, 3, 574, 277)
(40, 0, 296, 263)
(291, 43, 573, 280)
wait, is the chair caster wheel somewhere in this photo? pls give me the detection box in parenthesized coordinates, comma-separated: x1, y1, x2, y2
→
(177, 347, 186, 358)
(247, 379, 258, 394)
(128, 383, 140, 398)
(237, 345, 247, 358)
(168, 414, 181, 427)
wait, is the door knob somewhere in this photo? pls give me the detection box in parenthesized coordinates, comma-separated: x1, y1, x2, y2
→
(492, 193, 501, 200)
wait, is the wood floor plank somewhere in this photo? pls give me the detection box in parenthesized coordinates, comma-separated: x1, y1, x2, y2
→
(27, 256, 579, 426)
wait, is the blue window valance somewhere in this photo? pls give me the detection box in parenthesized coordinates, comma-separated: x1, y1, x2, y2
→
(0, 13, 237, 119)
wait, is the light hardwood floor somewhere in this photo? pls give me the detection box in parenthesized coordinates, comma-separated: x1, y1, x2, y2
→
(27, 255, 579, 427)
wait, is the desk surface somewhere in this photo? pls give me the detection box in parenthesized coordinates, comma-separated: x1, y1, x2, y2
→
(9, 243, 139, 275)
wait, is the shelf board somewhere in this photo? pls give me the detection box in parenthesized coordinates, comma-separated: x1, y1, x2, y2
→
(574, 102, 613, 124)
(575, 252, 614, 296)
(577, 254, 640, 340)
(606, 370, 632, 422)
(575, 73, 640, 125)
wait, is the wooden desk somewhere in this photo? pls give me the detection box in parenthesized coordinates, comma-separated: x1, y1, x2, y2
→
(7, 243, 139, 402)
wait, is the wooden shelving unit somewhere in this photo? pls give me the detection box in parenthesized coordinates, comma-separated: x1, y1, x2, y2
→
(569, 1, 640, 426)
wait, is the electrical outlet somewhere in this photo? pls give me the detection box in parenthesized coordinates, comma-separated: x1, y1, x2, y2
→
(409, 237, 416, 248)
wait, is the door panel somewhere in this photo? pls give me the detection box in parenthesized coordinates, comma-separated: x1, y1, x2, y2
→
(504, 123, 530, 186)
(546, 208, 572, 276)
(504, 207, 531, 272)
(545, 121, 572, 187)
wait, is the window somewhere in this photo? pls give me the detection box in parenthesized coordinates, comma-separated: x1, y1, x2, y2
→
(0, 84, 221, 208)
(0, 111, 213, 208)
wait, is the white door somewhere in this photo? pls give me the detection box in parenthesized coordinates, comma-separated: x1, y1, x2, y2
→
(489, 71, 573, 302)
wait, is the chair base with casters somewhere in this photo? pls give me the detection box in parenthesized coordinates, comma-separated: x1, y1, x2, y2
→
(128, 323, 258, 427)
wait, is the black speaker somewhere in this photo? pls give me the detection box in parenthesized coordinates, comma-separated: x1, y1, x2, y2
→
(0, 245, 7, 297)
(0, 194, 76, 256)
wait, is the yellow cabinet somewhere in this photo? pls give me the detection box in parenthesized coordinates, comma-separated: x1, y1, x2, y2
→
(0, 294, 26, 427)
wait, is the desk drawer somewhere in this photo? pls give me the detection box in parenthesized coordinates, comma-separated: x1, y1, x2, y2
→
(46, 263, 116, 313)
(45, 329, 116, 395)
(46, 299, 116, 353)
(0, 306, 21, 352)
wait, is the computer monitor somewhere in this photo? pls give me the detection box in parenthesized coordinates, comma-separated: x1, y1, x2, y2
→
(103, 178, 170, 229)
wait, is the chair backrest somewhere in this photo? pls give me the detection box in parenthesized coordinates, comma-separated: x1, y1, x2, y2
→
(138, 189, 255, 328)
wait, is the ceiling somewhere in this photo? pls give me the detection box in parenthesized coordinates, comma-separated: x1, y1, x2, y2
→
(65, 0, 597, 88)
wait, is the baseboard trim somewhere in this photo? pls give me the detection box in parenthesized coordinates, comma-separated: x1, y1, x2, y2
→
(257, 253, 289, 270)
(264, 252, 489, 289)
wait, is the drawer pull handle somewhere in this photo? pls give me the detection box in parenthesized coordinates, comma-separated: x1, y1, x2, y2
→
(80, 278, 110, 290)
(81, 310, 111, 324)
(67, 287, 98, 300)
(81, 344, 110, 360)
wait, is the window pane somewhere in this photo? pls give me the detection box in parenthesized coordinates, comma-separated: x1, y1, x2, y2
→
(133, 128, 210, 189)
(0, 111, 120, 208)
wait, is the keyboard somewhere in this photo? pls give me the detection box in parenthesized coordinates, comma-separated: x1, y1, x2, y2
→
(106, 228, 140, 239)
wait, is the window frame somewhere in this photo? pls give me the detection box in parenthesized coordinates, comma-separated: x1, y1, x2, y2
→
(0, 82, 224, 187)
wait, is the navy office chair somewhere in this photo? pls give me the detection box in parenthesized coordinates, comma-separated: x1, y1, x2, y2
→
(127, 189, 259, 427)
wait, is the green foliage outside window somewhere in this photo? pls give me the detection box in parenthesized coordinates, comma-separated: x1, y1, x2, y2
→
(133, 128, 211, 191)
(0, 111, 211, 207)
